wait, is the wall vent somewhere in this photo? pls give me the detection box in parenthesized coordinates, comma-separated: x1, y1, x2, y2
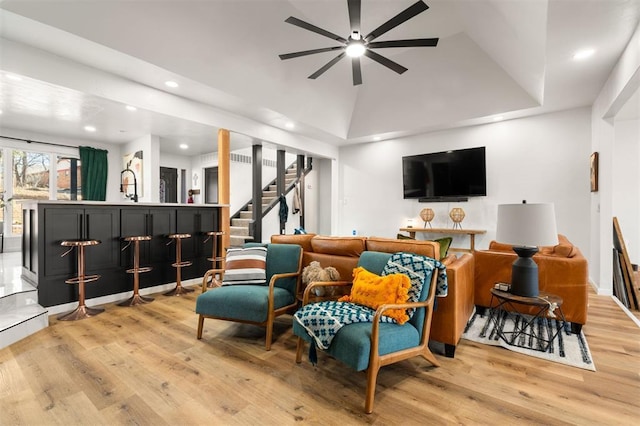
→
(230, 153, 252, 164)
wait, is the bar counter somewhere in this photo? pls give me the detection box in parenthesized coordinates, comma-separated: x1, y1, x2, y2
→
(21, 201, 225, 307)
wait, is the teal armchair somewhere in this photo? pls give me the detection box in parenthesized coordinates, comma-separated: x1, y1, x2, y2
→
(196, 243, 302, 350)
(293, 251, 441, 413)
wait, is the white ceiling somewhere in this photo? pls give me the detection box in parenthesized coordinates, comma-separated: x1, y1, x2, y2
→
(0, 0, 639, 157)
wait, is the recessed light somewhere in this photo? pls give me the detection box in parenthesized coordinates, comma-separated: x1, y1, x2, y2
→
(573, 49, 595, 61)
(0, 110, 3, 115)
(84, 125, 96, 132)
(493, 116, 504, 122)
(126, 105, 137, 111)
(373, 136, 381, 141)
(6, 74, 22, 81)
(285, 122, 295, 129)
(179, 144, 189, 149)
(165, 80, 179, 88)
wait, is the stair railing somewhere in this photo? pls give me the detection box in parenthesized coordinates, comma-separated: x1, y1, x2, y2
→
(230, 156, 312, 242)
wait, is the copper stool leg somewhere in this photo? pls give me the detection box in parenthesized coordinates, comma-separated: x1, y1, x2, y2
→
(118, 238, 154, 306)
(165, 234, 194, 296)
(58, 243, 104, 321)
(205, 231, 225, 288)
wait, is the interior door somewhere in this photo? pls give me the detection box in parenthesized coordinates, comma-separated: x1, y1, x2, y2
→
(204, 167, 218, 204)
(160, 167, 178, 203)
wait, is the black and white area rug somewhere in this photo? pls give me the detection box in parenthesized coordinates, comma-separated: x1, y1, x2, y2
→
(462, 309, 596, 371)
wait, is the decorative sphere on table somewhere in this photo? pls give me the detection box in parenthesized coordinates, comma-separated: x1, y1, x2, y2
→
(419, 208, 435, 228)
(449, 208, 465, 229)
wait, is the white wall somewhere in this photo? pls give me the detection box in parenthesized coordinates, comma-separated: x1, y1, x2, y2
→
(592, 22, 640, 294)
(122, 134, 160, 203)
(316, 158, 335, 235)
(613, 118, 640, 263)
(338, 108, 592, 254)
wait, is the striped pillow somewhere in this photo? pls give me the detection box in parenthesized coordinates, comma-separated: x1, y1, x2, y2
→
(222, 247, 267, 285)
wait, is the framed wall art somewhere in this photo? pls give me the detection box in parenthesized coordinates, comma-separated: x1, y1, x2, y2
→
(590, 152, 598, 192)
(123, 150, 144, 198)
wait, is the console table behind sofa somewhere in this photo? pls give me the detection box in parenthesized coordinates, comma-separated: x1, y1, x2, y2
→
(399, 227, 486, 252)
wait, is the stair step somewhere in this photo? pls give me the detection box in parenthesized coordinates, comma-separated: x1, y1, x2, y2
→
(247, 204, 270, 211)
(263, 190, 277, 198)
(269, 185, 277, 191)
(1, 280, 38, 304)
(239, 211, 253, 219)
(0, 278, 38, 315)
(0, 305, 49, 350)
(0, 288, 38, 312)
(231, 218, 252, 227)
(229, 235, 254, 248)
(230, 226, 250, 236)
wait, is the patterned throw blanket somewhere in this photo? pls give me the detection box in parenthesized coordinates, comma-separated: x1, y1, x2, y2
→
(294, 253, 447, 354)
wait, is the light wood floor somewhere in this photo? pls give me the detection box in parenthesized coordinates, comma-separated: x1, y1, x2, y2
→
(633, 271, 640, 322)
(1, 288, 639, 425)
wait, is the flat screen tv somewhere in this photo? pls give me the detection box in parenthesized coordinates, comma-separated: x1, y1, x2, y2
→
(402, 147, 487, 200)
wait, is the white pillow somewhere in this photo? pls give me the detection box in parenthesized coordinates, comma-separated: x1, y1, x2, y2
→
(222, 246, 267, 285)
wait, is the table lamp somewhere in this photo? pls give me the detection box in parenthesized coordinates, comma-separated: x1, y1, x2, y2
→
(496, 201, 558, 297)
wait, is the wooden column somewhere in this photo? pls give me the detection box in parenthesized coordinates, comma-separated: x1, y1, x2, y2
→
(218, 129, 231, 253)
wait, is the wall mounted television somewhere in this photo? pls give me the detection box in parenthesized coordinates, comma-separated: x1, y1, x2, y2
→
(402, 146, 487, 202)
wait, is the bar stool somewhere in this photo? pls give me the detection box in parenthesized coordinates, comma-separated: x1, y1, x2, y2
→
(118, 235, 154, 306)
(165, 233, 194, 296)
(204, 231, 225, 288)
(58, 239, 103, 321)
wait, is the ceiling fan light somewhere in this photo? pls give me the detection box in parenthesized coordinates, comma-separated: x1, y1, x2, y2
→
(573, 48, 595, 60)
(346, 42, 366, 58)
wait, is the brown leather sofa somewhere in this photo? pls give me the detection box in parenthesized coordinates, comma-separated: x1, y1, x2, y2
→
(473, 235, 589, 333)
(271, 234, 475, 357)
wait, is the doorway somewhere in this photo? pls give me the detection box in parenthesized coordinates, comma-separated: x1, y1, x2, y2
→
(204, 167, 218, 204)
(160, 167, 178, 203)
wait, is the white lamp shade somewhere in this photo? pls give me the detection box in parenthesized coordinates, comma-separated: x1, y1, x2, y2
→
(496, 203, 558, 247)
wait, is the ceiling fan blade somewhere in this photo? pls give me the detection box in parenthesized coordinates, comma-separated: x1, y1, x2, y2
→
(279, 46, 344, 60)
(364, 1, 429, 43)
(348, 0, 361, 32)
(368, 38, 439, 49)
(285, 16, 347, 43)
(364, 49, 408, 74)
(352, 57, 362, 85)
(309, 52, 346, 79)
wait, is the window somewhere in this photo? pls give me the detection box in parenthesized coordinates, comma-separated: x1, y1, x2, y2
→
(11, 150, 51, 234)
(57, 156, 82, 200)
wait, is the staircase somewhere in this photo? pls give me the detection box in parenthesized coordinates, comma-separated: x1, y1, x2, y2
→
(229, 164, 299, 247)
(0, 252, 49, 350)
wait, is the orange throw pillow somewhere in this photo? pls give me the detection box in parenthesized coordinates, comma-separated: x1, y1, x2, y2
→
(339, 267, 411, 324)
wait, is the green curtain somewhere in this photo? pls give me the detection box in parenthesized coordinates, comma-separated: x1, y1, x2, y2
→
(79, 146, 108, 201)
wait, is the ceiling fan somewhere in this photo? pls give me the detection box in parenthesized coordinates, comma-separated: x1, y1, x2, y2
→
(279, 0, 439, 85)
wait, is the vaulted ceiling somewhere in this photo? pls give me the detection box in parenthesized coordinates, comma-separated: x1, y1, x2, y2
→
(1, 0, 639, 156)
